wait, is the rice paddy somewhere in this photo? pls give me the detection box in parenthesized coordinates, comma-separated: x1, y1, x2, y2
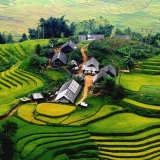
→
(1, 39, 160, 159)
(36, 103, 76, 117)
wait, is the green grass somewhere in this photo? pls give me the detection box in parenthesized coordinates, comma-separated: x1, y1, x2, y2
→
(43, 69, 64, 80)
(87, 113, 160, 133)
(120, 73, 160, 91)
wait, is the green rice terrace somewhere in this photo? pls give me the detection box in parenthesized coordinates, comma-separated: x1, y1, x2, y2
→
(1, 38, 160, 160)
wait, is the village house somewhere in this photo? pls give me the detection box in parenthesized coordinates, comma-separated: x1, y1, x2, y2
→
(87, 34, 104, 40)
(61, 40, 77, 53)
(55, 79, 81, 103)
(31, 92, 44, 102)
(93, 65, 117, 83)
(51, 51, 68, 67)
(78, 34, 104, 41)
(82, 57, 99, 75)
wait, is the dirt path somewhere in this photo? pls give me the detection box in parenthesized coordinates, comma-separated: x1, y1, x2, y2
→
(78, 45, 88, 74)
(76, 75, 93, 105)
(76, 45, 93, 105)
(0, 104, 21, 121)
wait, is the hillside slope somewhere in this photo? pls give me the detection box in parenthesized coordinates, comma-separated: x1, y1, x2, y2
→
(0, 0, 160, 37)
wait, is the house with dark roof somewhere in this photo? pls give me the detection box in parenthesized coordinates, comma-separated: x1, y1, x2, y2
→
(102, 65, 117, 77)
(93, 70, 109, 83)
(51, 51, 68, 67)
(93, 65, 117, 83)
(82, 57, 99, 74)
(113, 35, 132, 40)
(55, 79, 81, 103)
(61, 40, 77, 53)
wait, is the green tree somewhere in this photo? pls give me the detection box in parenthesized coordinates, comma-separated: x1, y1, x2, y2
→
(28, 28, 37, 39)
(30, 54, 47, 68)
(6, 33, 14, 43)
(101, 77, 116, 94)
(0, 121, 18, 160)
(0, 32, 6, 44)
(35, 44, 42, 56)
(19, 33, 28, 42)
(124, 54, 134, 70)
(49, 38, 58, 49)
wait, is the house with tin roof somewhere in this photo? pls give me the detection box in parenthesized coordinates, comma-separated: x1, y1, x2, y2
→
(82, 57, 99, 75)
(61, 40, 77, 53)
(93, 64, 117, 83)
(51, 51, 68, 67)
(87, 34, 104, 40)
(55, 79, 81, 103)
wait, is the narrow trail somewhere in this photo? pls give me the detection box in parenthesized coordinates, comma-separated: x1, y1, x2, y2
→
(78, 45, 88, 74)
(0, 104, 21, 120)
(76, 45, 93, 105)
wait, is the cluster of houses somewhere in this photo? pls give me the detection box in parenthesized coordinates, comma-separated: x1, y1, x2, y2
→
(45, 40, 118, 104)
(27, 35, 123, 105)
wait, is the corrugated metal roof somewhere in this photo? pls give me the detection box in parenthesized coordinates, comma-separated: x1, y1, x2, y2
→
(102, 65, 117, 77)
(55, 79, 81, 103)
(93, 65, 117, 83)
(61, 40, 77, 50)
(93, 70, 109, 83)
(51, 51, 68, 64)
(82, 57, 99, 71)
(32, 93, 44, 99)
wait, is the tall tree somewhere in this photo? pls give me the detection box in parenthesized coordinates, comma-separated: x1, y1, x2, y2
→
(19, 33, 28, 42)
(0, 32, 6, 44)
(0, 121, 18, 160)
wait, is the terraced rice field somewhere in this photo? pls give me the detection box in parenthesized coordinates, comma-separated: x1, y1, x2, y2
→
(36, 103, 76, 117)
(87, 113, 160, 159)
(120, 73, 160, 91)
(0, 66, 44, 116)
(135, 56, 160, 75)
(0, 40, 49, 117)
(1, 0, 160, 37)
(1, 40, 160, 159)
(13, 120, 98, 160)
